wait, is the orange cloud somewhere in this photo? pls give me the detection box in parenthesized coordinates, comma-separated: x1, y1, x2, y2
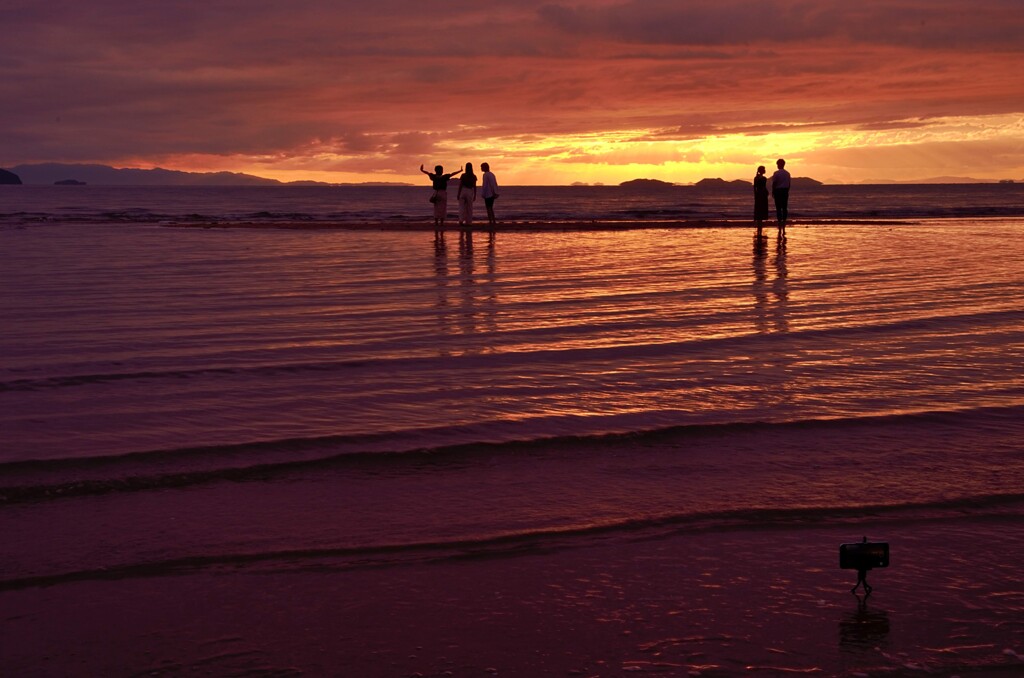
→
(5, 1, 1023, 184)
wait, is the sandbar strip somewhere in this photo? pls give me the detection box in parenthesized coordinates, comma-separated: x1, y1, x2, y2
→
(161, 218, 911, 232)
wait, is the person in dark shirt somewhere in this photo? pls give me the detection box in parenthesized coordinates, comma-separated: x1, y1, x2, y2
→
(457, 163, 477, 227)
(753, 165, 769, 241)
(420, 164, 463, 231)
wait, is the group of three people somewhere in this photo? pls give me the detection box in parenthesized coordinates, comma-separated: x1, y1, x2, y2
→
(420, 162, 499, 230)
(754, 158, 791, 238)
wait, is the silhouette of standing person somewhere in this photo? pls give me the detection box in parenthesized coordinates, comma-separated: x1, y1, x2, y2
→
(420, 163, 463, 232)
(457, 163, 477, 227)
(753, 165, 769, 241)
(771, 158, 791, 235)
(481, 162, 499, 227)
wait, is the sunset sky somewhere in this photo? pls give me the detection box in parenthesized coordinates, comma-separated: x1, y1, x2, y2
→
(5, 0, 1024, 185)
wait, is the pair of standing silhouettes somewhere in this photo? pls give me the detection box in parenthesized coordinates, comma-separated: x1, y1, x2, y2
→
(754, 158, 791, 239)
(420, 162, 500, 231)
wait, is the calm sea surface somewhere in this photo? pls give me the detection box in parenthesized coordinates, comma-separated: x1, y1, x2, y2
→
(3, 182, 1024, 223)
(2, 186, 1023, 674)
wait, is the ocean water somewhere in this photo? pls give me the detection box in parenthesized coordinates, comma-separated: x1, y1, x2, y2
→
(2, 193, 1024, 674)
(2, 182, 1024, 224)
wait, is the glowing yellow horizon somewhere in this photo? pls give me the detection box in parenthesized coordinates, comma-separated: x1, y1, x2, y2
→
(141, 114, 1024, 186)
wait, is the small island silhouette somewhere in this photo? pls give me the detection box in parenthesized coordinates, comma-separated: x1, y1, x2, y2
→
(618, 178, 676, 190)
(619, 176, 824, 189)
(0, 168, 23, 185)
(694, 178, 749, 188)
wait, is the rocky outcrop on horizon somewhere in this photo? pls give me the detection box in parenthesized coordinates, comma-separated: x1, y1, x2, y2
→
(694, 177, 749, 188)
(0, 168, 23, 184)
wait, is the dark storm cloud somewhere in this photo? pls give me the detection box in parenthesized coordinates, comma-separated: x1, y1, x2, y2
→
(1, 0, 566, 164)
(538, 0, 1024, 50)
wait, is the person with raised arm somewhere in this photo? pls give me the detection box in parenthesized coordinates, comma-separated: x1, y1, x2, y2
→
(420, 163, 463, 231)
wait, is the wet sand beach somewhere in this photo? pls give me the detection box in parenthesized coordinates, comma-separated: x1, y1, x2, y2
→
(3, 515, 1023, 676)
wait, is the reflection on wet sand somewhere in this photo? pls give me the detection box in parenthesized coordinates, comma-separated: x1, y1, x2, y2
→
(839, 595, 891, 656)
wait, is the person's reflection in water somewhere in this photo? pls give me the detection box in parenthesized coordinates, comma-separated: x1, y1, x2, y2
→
(457, 230, 478, 345)
(839, 595, 890, 658)
(482, 233, 498, 344)
(771, 237, 789, 334)
(433, 230, 500, 355)
(750, 235, 793, 409)
(433, 232, 451, 355)
(752, 243, 769, 335)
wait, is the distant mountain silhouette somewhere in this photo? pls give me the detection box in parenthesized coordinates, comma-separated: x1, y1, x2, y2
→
(0, 168, 23, 184)
(12, 163, 281, 186)
(9, 163, 413, 187)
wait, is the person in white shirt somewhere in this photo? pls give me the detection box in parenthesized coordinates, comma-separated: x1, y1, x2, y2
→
(480, 162, 499, 226)
(770, 158, 791, 234)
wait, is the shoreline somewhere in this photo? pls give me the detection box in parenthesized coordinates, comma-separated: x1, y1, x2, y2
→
(159, 218, 914, 232)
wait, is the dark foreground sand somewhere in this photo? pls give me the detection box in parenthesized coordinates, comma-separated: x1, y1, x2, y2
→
(3, 517, 1022, 677)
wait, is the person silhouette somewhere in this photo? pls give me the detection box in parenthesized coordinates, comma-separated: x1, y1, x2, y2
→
(420, 163, 463, 232)
(771, 158, 791, 234)
(457, 163, 477, 227)
(481, 162, 500, 227)
(753, 165, 769, 241)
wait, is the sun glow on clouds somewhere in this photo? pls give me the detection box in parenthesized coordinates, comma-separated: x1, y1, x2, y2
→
(179, 114, 1024, 186)
(9, 1, 1024, 184)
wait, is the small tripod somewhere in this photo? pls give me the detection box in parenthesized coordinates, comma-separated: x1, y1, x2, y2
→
(851, 566, 873, 595)
(840, 536, 888, 595)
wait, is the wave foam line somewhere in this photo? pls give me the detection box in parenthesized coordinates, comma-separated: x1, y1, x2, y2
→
(3, 308, 1021, 393)
(3, 403, 1023, 505)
